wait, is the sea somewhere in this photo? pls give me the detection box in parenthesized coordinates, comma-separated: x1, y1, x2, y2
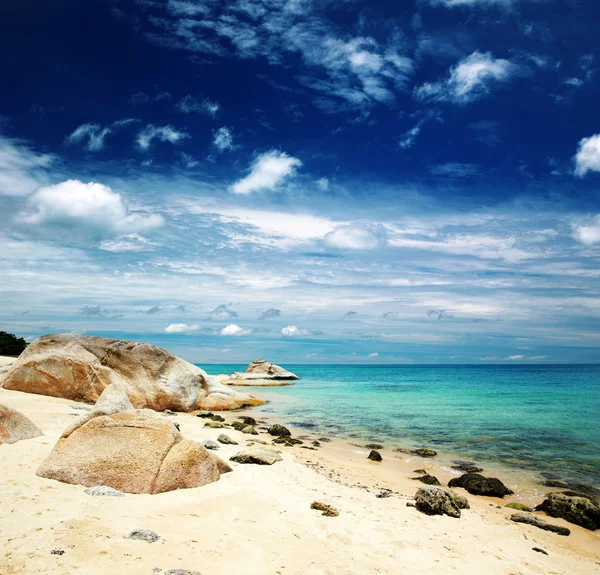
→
(203, 364, 600, 489)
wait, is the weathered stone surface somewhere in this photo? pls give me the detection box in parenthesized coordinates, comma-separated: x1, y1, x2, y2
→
(510, 513, 570, 536)
(448, 473, 514, 498)
(368, 450, 382, 462)
(311, 501, 339, 517)
(0, 404, 43, 445)
(241, 425, 258, 435)
(124, 529, 160, 543)
(203, 421, 225, 429)
(227, 360, 299, 384)
(268, 424, 291, 437)
(238, 416, 257, 425)
(230, 447, 282, 465)
(94, 382, 134, 415)
(2, 334, 263, 412)
(85, 485, 125, 497)
(37, 409, 230, 494)
(217, 433, 238, 445)
(535, 493, 600, 531)
(272, 436, 302, 446)
(412, 474, 441, 486)
(414, 486, 470, 518)
(414, 448, 437, 457)
(506, 502, 533, 512)
(201, 439, 220, 450)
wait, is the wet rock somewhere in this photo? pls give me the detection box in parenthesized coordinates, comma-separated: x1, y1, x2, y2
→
(412, 474, 441, 486)
(448, 473, 514, 498)
(535, 493, 600, 531)
(217, 434, 238, 445)
(540, 480, 600, 498)
(510, 513, 570, 536)
(268, 424, 291, 437)
(312, 440, 321, 447)
(318, 437, 331, 442)
(85, 486, 125, 497)
(413, 469, 428, 475)
(272, 436, 303, 446)
(365, 443, 383, 449)
(201, 439, 220, 450)
(203, 421, 225, 429)
(124, 529, 160, 543)
(414, 448, 437, 457)
(311, 501, 339, 517)
(452, 460, 483, 473)
(505, 502, 532, 512)
(532, 547, 548, 555)
(414, 486, 470, 518)
(368, 450, 382, 462)
(230, 447, 282, 465)
(238, 416, 257, 425)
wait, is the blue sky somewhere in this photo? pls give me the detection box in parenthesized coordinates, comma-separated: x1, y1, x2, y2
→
(1, 0, 599, 364)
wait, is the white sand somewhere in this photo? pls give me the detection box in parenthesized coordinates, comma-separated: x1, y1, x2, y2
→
(0, 385, 599, 575)
(0, 356, 16, 367)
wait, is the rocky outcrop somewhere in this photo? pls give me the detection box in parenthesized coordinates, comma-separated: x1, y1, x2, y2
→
(414, 486, 470, 518)
(448, 473, 514, 498)
(510, 513, 570, 536)
(1, 334, 263, 412)
(535, 493, 600, 531)
(225, 360, 299, 385)
(36, 384, 231, 494)
(0, 404, 43, 445)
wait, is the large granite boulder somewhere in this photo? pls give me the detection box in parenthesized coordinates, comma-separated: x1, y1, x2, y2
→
(448, 473, 514, 498)
(414, 486, 470, 518)
(0, 404, 43, 445)
(36, 384, 232, 494)
(1, 334, 263, 412)
(226, 360, 298, 385)
(535, 493, 600, 531)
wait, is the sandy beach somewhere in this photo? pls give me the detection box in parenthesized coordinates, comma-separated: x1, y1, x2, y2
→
(1, 375, 599, 575)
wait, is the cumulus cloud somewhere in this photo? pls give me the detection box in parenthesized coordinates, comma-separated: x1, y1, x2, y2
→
(368, 352, 379, 358)
(281, 325, 309, 337)
(232, 150, 302, 194)
(316, 177, 329, 191)
(574, 134, 600, 177)
(0, 134, 54, 196)
(177, 95, 220, 116)
(221, 323, 251, 336)
(136, 125, 189, 150)
(323, 223, 387, 250)
(17, 180, 164, 241)
(572, 215, 600, 245)
(209, 304, 237, 321)
(66, 119, 136, 151)
(165, 323, 200, 334)
(213, 126, 233, 151)
(259, 308, 281, 320)
(415, 52, 519, 104)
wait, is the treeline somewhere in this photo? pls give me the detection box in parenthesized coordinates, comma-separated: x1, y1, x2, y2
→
(0, 331, 27, 356)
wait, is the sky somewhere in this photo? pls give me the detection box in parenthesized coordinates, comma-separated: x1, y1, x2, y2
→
(1, 0, 599, 364)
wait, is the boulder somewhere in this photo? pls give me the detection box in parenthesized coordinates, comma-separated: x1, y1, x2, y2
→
(448, 473, 514, 498)
(535, 493, 600, 531)
(230, 447, 282, 465)
(368, 450, 382, 462)
(414, 486, 470, 518)
(510, 513, 570, 536)
(412, 474, 441, 486)
(36, 403, 231, 494)
(241, 425, 258, 435)
(272, 436, 302, 446)
(310, 501, 339, 517)
(505, 502, 533, 512)
(226, 360, 299, 384)
(0, 404, 43, 445)
(414, 448, 437, 457)
(1, 334, 263, 412)
(268, 424, 291, 437)
(238, 416, 257, 425)
(217, 434, 238, 445)
(452, 460, 483, 473)
(201, 439, 220, 450)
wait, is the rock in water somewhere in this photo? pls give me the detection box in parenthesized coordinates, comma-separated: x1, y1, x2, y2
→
(268, 424, 291, 437)
(85, 485, 125, 497)
(226, 360, 299, 384)
(414, 448, 437, 457)
(368, 450, 382, 462)
(510, 513, 570, 536)
(36, 399, 231, 494)
(230, 447, 282, 465)
(535, 493, 600, 531)
(1, 333, 263, 412)
(217, 434, 238, 445)
(0, 404, 43, 445)
(414, 486, 470, 518)
(412, 474, 441, 486)
(124, 529, 160, 543)
(311, 501, 339, 517)
(448, 473, 514, 498)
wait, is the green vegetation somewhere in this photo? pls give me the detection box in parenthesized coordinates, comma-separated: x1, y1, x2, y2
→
(0, 331, 27, 356)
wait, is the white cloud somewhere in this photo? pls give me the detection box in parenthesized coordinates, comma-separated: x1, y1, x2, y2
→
(415, 52, 518, 104)
(165, 323, 200, 334)
(368, 352, 379, 357)
(564, 77, 584, 89)
(0, 135, 54, 196)
(574, 134, 600, 177)
(136, 125, 189, 150)
(399, 124, 422, 149)
(220, 323, 251, 336)
(231, 150, 302, 194)
(99, 233, 158, 252)
(505, 354, 525, 360)
(323, 223, 387, 250)
(66, 119, 136, 151)
(177, 95, 220, 116)
(281, 325, 309, 337)
(18, 180, 164, 240)
(316, 177, 329, 191)
(572, 215, 600, 246)
(213, 126, 233, 151)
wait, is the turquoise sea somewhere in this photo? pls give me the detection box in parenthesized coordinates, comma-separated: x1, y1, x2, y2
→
(204, 364, 600, 488)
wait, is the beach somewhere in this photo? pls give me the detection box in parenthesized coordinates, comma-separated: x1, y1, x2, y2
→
(1, 372, 599, 575)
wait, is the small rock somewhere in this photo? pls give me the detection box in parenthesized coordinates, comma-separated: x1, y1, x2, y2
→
(201, 439, 220, 450)
(164, 570, 202, 575)
(124, 529, 160, 543)
(414, 448, 437, 457)
(273, 436, 302, 446)
(312, 440, 321, 447)
(85, 485, 125, 497)
(406, 501, 416, 508)
(217, 434, 238, 445)
(452, 460, 483, 473)
(365, 443, 383, 449)
(414, 486, 470, 518)
(318, 437, 331, 442)
(300, 446, 317, 450)
(246, 439, 268, 445)
(376, 490, 392, 499)
(230, 421, 248, 431)
(368, 450, 382, 462)
(241, 425, 258, 435)
(448, 473, 514, 498)
(163, 409, 177, 416)
(510, 513, 570, 536)
(203, 421, 225, 429)
(413, 469, 428, 475)
(412, 474, 441, 486)
(505, 502, 533, 512)
(311, 501, 339, 517)
(268, 424, 291, 437)
(195, 411, 213, 418)
(51, 549, 65, 555)
(238, 416, 257, 425)
(230, 447, 282, 465)
(532, 547, 548, 555)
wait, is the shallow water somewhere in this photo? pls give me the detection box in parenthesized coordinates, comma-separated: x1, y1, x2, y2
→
(204, 364, 600, 488)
